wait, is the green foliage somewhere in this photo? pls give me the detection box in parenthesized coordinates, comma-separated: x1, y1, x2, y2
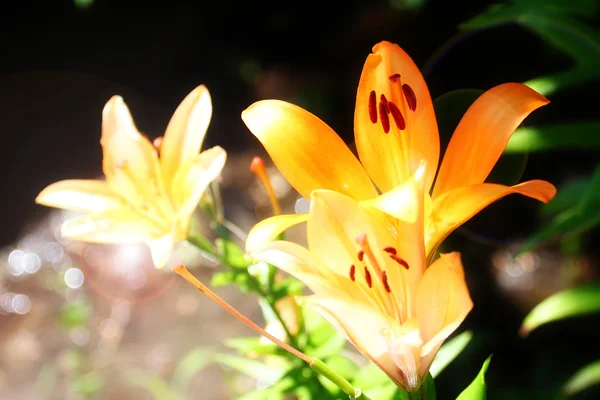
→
(457, 356, 492, 400)
(58, 300, 92, 330)
(521, 282, 600, 335)
(517, 164, 600, 253)
(430, 331, 474, 378)
(563, 359, 600, 396)
(505, 124, 600, 153)
(460, 0, 600, 96)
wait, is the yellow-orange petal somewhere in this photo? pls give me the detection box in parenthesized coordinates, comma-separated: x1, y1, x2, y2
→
(299, 295, 410, 390)
(61, 207, 163, 244)
(415, 252, 472, 370)
(251, 240, 342, 296)
(433, 83, 549, 197)
(172, 145, 227, 217)
(101, 96, 163, 208)
(426, 180, 556, 257)
(355, 41, 440, 193)
(147, 233, 174, 269)
(245, 213, 308, 253)
(242, 100, 378, 200)
(35, 179, 123, 213)
(161, 85, 212, 193)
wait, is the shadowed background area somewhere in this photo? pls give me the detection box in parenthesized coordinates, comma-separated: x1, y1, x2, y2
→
(1, 0, 600, 399)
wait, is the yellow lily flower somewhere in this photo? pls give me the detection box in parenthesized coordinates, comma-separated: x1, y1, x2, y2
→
(242, 41, 556, 259)
(251, 180, 473, 392)
(35, 86, 226, 268)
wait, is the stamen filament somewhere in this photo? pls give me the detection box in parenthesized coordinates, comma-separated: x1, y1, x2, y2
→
(250, 156, 281, 216)
(174, 264, 311, 363)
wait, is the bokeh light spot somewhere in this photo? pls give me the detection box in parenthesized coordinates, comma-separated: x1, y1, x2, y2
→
(65, 268, 85, 289)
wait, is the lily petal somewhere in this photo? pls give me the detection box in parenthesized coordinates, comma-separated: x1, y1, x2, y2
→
(101, 96, 163, 209)
(147, 233, 175, 269)
(415, 252, 472, 376)
(161, 85, 212, 193)
(426, 180, 556, 256)
(246, 213, 308, 253)
(242, 100, 378, 200)
(300, 295, 408, 389)
(433, 83, 549, 196)
(355, 41, 439, 193)
(251, 240, 346, 295)
(35, 179, 123, 213)
(61, 208, 163, 244)
(173, 145, 227, 217)
(361, 161, 427, 224)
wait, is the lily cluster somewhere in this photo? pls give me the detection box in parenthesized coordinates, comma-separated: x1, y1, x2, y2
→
(35, 41, 556, 393)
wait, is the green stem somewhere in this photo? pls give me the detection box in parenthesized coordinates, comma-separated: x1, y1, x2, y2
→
(310, 358, 372, 400)
(407, 390, 422, 400)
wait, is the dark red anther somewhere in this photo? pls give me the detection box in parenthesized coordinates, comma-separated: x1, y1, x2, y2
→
(368, 90, 377, 124)
(364, 267, 372, 288)
(389, 74, 401, 83)
(350, 264, 356, 281)
(402, 84, 417, 112)
(387, 102, 406, 131)
(358, 250, 364, 262)
(382, 271, 391, 293)
(390, 255, 410, 270)
(380, 94, 389, 112)
(383, 247, 397, 255)
(379, 100, 390, 134)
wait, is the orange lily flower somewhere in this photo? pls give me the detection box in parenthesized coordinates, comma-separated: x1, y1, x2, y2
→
(251, 177, 473, 392)
(36, 86, 226, 268)
(242, 41, 556, 259)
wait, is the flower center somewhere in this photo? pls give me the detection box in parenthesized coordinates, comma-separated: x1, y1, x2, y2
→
(367, 74, 417, 134)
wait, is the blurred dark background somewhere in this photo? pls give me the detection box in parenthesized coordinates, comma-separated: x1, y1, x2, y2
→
(1, 0, 600, 399)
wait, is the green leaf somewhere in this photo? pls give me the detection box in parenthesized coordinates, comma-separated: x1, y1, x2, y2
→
(505, 123, 600, 153)
(352, 362, 394, 389)
(518, 164, 600, 253)
(456, 356, 491, 400)
(430, 331, 473, 378)
(224, 336, 279, 356)
(215, 353, 288, 382)
(216, 238, 253, 269)
(69, 372, 104, 397)
(270, 278, 305, 302)
(564, 359, 600, 396)
(58, 301, 92, 330)
(419, 373, 437, 400)
(521, 282, 600, 335)
(187, 233, 216, 256)
(127, 369, 175, 400)
(171, 347, 214, 394)
(310, 333, 347, 360)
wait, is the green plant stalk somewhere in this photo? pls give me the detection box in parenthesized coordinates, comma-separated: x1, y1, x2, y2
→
(309, 358, 372, 400)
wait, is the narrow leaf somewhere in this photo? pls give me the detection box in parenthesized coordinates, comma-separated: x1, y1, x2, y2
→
(521, 282, 600, 336)
(505, 123, 600, 153)
(430, 331, 473, 378)
(564, 359, 600, 396)
(456, 356, 491, 400)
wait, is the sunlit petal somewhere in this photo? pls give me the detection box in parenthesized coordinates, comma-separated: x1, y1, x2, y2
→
(147, 233, 175, 269)
(300, 295, 410, 390)
(101, 96, 163, 208)
(246, 213, 308, 253)
(35, 179, 123, 213)
(61, 208, 163, 244)
(242, 100, 377, 200)
(251, 240, 344, 295)
(433, 83, 549, 196)
(173, 145, 227, 217)
(355, 41, 439, 193)
(161, 85, 212, 193)
(426, 180, 556, 256)
(415, 252, 472, 376)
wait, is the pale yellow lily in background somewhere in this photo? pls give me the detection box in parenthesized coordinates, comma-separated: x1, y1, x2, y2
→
(36, 86, 226, 268)
(251, 177, 473, 392)
(242, 41, 556, 260)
